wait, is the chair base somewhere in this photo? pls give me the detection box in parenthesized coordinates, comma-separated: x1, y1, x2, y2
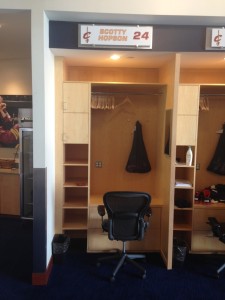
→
(97, 252, 147, 281)
(216, 262, 225, 278)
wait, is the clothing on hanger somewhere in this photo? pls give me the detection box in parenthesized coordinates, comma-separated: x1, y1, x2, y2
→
(126, 120, 151, 173)
(207, 123, 225, 175)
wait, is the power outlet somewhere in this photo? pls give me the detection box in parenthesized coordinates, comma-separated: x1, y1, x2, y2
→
(196, 163, 200, 170)
(95, 161, 102, 168)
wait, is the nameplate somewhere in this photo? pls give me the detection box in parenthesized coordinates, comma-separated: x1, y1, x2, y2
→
(78, 24, 153, 49)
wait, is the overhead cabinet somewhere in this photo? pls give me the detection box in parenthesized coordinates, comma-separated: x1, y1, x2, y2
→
(176, 85, 199, 146)
(63, 82, 89, 144)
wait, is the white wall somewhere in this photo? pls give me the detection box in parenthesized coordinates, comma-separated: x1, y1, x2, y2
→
(1, 0, 225, 18)
(43, 0, 225, 17)
(31, 7, 55, 265)
(44, 12, 55, 265)
(0, 59, 32, 95)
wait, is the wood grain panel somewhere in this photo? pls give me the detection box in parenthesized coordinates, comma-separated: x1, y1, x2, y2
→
(68, 67, 159, 83)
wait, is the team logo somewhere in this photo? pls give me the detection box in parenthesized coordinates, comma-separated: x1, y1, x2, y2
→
(83, 27, 91, 43)
(214, 30, 223, 46)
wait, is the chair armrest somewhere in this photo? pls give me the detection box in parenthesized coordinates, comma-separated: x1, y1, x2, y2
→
(144, 206, 152, 231)
(207, 217, 221, 237)
(97, 205, 105, 217)
(145, 207, 152, 218)
(97, 205, 108, 233)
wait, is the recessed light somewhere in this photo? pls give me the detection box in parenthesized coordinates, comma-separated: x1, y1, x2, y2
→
(110, 54, 120, 60)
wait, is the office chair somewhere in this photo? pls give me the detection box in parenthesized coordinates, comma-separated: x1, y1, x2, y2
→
(207, 217, 225, 278)
(97, 191, 151, 282)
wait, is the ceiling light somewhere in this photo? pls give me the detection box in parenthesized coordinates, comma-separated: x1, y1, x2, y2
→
(110, 54, 120, 60)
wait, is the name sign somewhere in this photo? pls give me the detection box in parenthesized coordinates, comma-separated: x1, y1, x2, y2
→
(211, 28, 225, 48)
(79, 24, 153, 49)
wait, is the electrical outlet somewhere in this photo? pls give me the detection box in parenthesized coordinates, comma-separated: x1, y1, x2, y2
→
(196, 163, 200, 170)
(95, 161, 102, 168)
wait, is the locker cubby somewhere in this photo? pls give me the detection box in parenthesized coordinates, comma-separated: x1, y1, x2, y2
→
(64, 144, 88, 164)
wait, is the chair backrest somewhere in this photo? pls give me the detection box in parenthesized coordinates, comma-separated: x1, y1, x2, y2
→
(103, 191, 151, 241)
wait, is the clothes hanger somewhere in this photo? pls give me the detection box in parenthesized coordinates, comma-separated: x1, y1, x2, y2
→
(107, 96, 136, 121)
(216, 128, 223, 134)
(199, 96, 209, 111)
(114, 96, 135, 109)
(216, 123, 224, 134)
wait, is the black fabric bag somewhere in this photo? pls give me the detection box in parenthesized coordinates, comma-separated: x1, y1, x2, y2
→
(126, 121, 151, 173)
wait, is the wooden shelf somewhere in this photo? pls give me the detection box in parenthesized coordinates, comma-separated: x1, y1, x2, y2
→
(64, 159, 88, 166)
(63, 221, 87, 230)
(173, 224, 192, 231)
(194, 203, 225, 209)
(174, 186, 193, 190)
(64, 180, 88, 187)
(174, 206, 192, 211)
(63, 199, 88, 209)
(175, 163, 195, 168)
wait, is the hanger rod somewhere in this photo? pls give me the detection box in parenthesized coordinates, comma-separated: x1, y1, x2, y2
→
(91, 91, 163, 96)
(200, 94, 225, 97)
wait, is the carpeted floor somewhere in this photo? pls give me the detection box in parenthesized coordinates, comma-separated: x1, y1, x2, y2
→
(1, 217, 225, 299)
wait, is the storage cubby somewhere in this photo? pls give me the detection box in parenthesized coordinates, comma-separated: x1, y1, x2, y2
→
(174, 189, 193, 209)
(64, 166, 88, 186)
(63, 209, 88, 230)
(176, 145, 195, 166)
(64, 144, 88, 165)
(173, 210, 192, 231)
(175, 167, 195, 188)
(64, 187, 88, 208)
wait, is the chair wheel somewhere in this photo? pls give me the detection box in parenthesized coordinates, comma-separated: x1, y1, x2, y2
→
(110, 276, 115, 282)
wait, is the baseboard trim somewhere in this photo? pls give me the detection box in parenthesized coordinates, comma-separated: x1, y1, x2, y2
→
(32, 256, 53, 285)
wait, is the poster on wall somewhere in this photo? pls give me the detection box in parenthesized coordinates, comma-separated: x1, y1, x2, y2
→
(0, 96, 19, 148)
(0, 95, 32, 148)
(79, 24, 153, 49)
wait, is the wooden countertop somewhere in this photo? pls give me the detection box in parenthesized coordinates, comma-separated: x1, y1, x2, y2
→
(90, 194, 163, 207)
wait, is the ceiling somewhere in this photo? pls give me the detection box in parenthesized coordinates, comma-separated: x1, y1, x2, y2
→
(0, 10, 225, 69)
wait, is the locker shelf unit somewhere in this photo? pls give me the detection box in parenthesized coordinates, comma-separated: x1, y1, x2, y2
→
(174, 146, 196, 245)
(62, 82, 90, 238)
(173, 85, 199, 250)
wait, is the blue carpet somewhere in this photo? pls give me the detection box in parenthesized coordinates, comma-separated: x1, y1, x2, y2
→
(1, 221, 225, 300)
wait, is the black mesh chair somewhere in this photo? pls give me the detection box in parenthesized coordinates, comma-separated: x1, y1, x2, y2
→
(208, 217, 225, 277)
(97, 191, 151, 282)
